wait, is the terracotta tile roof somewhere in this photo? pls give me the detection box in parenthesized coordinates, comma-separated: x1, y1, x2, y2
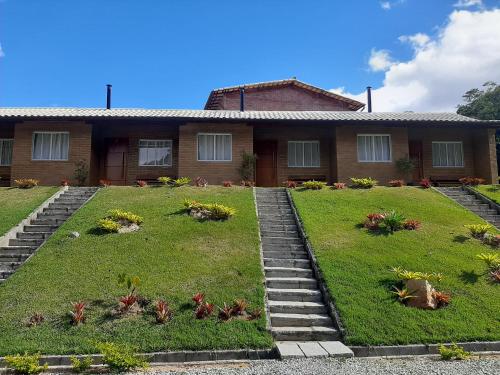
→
(204, 78, 366, 111)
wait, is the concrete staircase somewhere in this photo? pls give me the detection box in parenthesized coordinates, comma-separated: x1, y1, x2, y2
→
(255, 188, 340, 342)
(0, 187, 98, 283)
(437, 187, 500, 229)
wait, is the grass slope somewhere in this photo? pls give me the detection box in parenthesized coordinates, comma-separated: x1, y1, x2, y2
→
(473, 185, 500, 204)
(291, 187, 500, 345)
(0, 186, 272, 355)
(0, 187, 59, 236)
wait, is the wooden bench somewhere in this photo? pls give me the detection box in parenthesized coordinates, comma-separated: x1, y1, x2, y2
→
(429, 176, 461, 187)
(287, 175, 327, 184)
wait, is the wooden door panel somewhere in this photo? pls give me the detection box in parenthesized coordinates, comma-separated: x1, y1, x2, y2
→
(105, 139, 128, 185)
(255, 141, 278, 187)
(409, 140, 424, 182)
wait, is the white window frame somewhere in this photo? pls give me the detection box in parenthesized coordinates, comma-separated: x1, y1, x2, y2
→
(31, 131, 70, 161)
(287, 141, 321, 168)
(196, 133, 232, 162)
(357, 134, 392, 163)
(432, 141, 464, 168)
(0, 139, 14, 166)
(138, 139, 173, 167)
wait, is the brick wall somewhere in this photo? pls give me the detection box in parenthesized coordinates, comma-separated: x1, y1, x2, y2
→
(0, 124, 14, 185)
(11, 121, 92, 186)
(335, 125, 409, 185)
(220, 85, 351, 111)
(178, 123, 253, 185)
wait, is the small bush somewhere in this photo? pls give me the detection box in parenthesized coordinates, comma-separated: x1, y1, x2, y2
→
(136, 180, 148, 188)
(107, 209, 144, 225)
(476, 252, 500, 271)
(464, 224, 491, 238)
(382, 210, 406, 233)
(419, 178, 431, 188)
(61, 179, 70, 187)
(248, 308, 262, 320)
(403, 219, 421, 230)
(240, 180, 255, 187)
(173, 177, 191, 187)
(459, 176, 486, 186)
(157, 176, 172, 185)
(438, 343, 471, 360)
(391, 267, 443, 282)
(232, 299, 248, 316)
(27, 313, 44, 327)
(364, 213, 385, 230)
(389, 179, 404, 187)
(195, 302, 214, 319)
(4, 353, 48, 375)
(302, 180, 327, 190)
(99, 179, 112, 187)
(97, 218, 121, 233)
(73, 159, 88, 186)
(70, 301, 86, 325)
(490, 269, 500, 283)
(433, 291, 451, 308)
(222, 181, 233, 187)
(96, 342, 148, 372)
(350, 177, 377, 189)
(482, 233, 500, 247)
(194, 176, 208, 187)
(184, 200, 236, 220)
(14, 179, 39, 189)
(391, 286, 415, 304)
(70, 356, 93, 373)
(155, 300, 173, 324)
(192, 292, 205, 306)
(284, 180, 297, 188)
(332, 182, 346, 190)
(218, 303, 233, 321)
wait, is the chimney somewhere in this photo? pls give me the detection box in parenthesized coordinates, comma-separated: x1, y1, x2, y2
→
(239, 86, 245, 112)
(366, 86, 372, 113)
(106, 84, 112, 109)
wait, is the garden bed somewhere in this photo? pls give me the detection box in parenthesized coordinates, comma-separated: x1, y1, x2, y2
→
(290, 186, 500, 345)
(0, 186, 272, 355)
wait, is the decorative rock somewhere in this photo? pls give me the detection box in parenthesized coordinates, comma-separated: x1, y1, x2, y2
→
(118, 223, 140, 234)
(69, 231, 80, 238)
(405, 279, 437, 309)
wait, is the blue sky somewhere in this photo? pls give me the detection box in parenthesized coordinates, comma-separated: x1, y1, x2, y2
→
(1, 0, 499, 110)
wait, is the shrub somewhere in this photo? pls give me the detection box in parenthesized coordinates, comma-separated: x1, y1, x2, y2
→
(332, 182, 346, 190)
(464, 224, 491, 238)
(232, 299, 248, 316)
(382, 210, 406, 233)
(99, 179, 112, 187)
(107, 209, 144, 225)
(14, 179, 39, 189)
(97, 219, 121, 233)
(459, 176, 486, 186)
(192, 292, 205, 306)
(4, 353, 48, 375)
(395, 157, 415, 180)
(117, 274, 140, 312)
(419, 178, 431, 188)
(238, 151, 256, 181)
(173, 177, 191, 187)
(70, 301, 86, 325)
(302, 180, 327, 190)
(350, 177, 377, 189)
(403, 219, 421, 230)
(240, 180, 255, 187)
(70, 356, 93, 373)
(364, 213, 385, 230)
(73, 159, 88, 186)
(482, 233, 500, 247)
(218, 303, 233, 321)
(155, 300, 173, 324)
(195, 302, 214, 319)
(136, 180, 148, 188)
(476, 252, 500, 271)
(391, 267, 443, 282)
(222, 181, 232, 187)
(248, 308, 262, 320)
(184, 200, 236, 220)
(96, 342, 148, 372)
(490, 269, 500, 283)
(194, 176, 208, 187)
(433, 291, 451, 308)
(389, 179, 404, 187)
(157, 176, 172, 185)
(391, 286, 415, 304)
(438, 343, 471, 360)
(284, 180, 297, 188)
(61, 179, 70, 187)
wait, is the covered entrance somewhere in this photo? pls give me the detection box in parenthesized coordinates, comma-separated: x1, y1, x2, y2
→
(104, 138, 128, 185)
(255, 140, 278, 187)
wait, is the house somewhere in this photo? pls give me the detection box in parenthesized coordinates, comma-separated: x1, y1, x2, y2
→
(0, 79, 498, 187)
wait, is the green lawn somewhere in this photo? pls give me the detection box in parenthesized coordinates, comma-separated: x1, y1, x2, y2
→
(290, 187, 500, 346)
(0, 187, 59, 236)
(473, 184, 500, 203)
(0, 186, 272, 355)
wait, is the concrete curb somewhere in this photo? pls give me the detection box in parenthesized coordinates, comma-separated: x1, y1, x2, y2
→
(350, 341, 500, 357)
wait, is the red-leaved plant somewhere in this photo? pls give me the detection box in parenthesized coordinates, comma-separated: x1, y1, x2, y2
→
(99, 179, 112, 187)
(155, 300, 173, 324)
(420, 178, 431, 189)
(364, 213, 385, 230)
(195, 302, 214, 319)
(332, 182, 346, 190)
(459, 177, 486, 186)
(232, 299, 248, 316)
(195, 177, 208, 187)
(61, 179, 70, 187)
(389, 180, 404, 187)
(70, 301, 86, 325)
(136, 180, 148, 188)
(192, 292, 205, 306)
(223, 181, 233, 187)
(248, 308, 262, 321)
(403, 219, 421, 230)
(284, 180, 297, 188)
(240, 180, 255, 187)
(433, 291, 451, 308)
(119, 295, 138, 311)
(218, 303, 233, 321)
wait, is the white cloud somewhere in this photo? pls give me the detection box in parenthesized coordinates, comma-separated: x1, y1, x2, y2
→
(454, 0, 483, 8)
(398, 33, 431, 49)
(380, 2, 392, 10)
(368, 49, 395, 72)
(331, 9, 500, 112)
(0, 43, 4, 58)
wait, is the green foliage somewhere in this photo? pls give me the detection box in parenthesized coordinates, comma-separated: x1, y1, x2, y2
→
(4, 353, 48, 375)
(438, 343, 471, 360)
(395, 157, 415, 176)
(457, 81, 500, 120)
(173, 177, 191, 187)
(97, 218, 121, 233)
(350, 177, 377, 189)
(107, 209, 144, 225)
(391, 286, 415, 303)
(73, 159, 89, 187)
(117, 273, 141, 295)
(96, 342, 149, 372)
(70, 356, 93, 373)
(238, 151, 257, 181)
(464, 224, 491, 238)
(476, 253, 500, 271)
(157, 177, 172, 185)
(382, 210, 406, 233)
(302, 180, 327, 190)
(391, 267, 444, 282)
(184, 199, 236, 220)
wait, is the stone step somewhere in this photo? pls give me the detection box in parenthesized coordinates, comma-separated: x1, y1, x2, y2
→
(258, 205, 292, 211)
(0, 246, 36, 255)
(266, 277, 318, 289)
(260, 224, 297, 232)
(269, 301, 327, 314)
(272, 326, 340, 341)
(265, 266, 313, 278)
(262, 237, 303, 245)
(43, 208, 76, 215)
(259, 210, 293, 216)
(17, 232, 51, 240)
(0, 261, 23, 271)
(270, 313, 333, 327)
(469, 208, 497, 215)
(37, 213, 71, 220)
(261, 231, 299, 239)
(30, 218, 63, 226)
(480, 214, 500, 222)
(24, 224, 58, 233)
(9, 238, 44, 247)
(259, 219, 297, 226)
(0, 270, 15, 279)
(264, 258, 310, 268)
(267, 288, 322, 302)
(263, 244, 306, 252)
(263, 250, 309, 260)
(48, 203, 82, 209)
(0, 253, 30, 262)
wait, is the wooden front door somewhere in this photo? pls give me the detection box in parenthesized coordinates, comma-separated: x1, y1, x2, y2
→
(105, 138, 128, 185)
(255, 140, 278, 187)
(409, 140, 424, 182)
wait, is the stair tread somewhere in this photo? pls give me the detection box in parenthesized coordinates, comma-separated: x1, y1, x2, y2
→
(272, 326, 338, 332)
(265, 267, 312, 272)
(270, 312, 331, 319)
(267, 288, 321, 294)
(269, 300, 325, 307)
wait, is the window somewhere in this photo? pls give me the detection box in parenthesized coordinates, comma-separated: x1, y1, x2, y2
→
(32, 132, 69, 161)
(197, 134, 232, 161)
(432, 142, 464, 167)
(0, 139, 13, 166)
(138, 140, 172, 166)
(357, 134, 391, 162)
(288, 141, 320, 167)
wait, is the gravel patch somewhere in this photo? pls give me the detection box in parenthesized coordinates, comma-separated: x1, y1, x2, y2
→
(129, 356, 500, 375)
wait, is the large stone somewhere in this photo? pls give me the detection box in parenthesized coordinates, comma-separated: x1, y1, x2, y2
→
(405, 279, 437, 310)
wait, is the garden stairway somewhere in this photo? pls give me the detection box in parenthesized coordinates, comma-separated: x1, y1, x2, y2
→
(0, 187, 98, 283)
(437, 187, 500, 229)
(255, 188, 341, 342)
